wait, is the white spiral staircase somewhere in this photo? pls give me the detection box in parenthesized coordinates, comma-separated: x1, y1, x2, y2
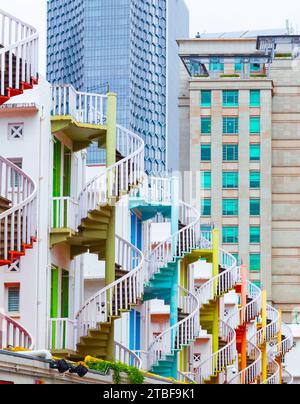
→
(0, 157, 37, 350)
(0, 9, 38, 104)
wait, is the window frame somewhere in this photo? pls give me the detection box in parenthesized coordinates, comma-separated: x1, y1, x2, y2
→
(223, 144, 239, 162)
(222, 199, 239, 216)
(223, 171, 239, 189)
(222, 226, 239, 244)
(201, 117, 212, 135)
(223, 117, 239, 134)
(201, 144, 212, 162)
(223, 90, 239, 107)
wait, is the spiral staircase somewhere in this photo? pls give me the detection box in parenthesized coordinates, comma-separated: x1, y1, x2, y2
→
(0, 157, 37, 351)
(0, 9, 38, 105)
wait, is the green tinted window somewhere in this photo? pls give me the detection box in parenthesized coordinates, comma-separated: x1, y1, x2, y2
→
(201, 172, 211, 189)
(223, 199, 239, 216)
(223, 145, 238, 161)
(223, 117, 239, 134)
(223, 172, 239, 189)
(250, 144, 260, 161)
(201, 199, 211, 216)
(250, 90, 261, 107)
(250, 199, 261, 216)
(250, 226, 261, 243)
(223, 90, 239, 106)
(201, 144, 211, 161)
(250, 254, 261, 272)
(250, 117, 261, 134)
(223, 227, 239, 244)
(201, 117, 212, 134)
(201, 90, 212, 106)
(250, 172, 260, 188)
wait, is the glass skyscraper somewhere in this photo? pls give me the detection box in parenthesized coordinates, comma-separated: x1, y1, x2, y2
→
(47, 0, 189, 172)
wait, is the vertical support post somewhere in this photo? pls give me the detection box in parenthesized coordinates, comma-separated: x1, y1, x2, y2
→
(212, 229, 219, 362)
(240, 266, 248, 377)
(171, 175, 179, 256)
(277, 310, 283, 385)
(261, 290, 267, 383)
(105, 92, 117, 361)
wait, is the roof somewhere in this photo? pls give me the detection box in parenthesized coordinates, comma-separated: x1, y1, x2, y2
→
(197, 28, 288, 39)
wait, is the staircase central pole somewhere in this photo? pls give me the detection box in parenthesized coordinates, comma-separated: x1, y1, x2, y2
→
(105, 92, 117, 361)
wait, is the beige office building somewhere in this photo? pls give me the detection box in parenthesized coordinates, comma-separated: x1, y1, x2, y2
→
(178, 32, 300, 322)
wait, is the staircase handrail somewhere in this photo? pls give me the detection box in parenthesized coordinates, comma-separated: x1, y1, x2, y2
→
(0, 9, 39, 95)
(76, 235, 145, 334)
(0, 310, 34, 350)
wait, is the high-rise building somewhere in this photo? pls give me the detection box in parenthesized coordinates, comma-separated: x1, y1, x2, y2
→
(178, 31, 300, 323)
(47, 0, 189, 172)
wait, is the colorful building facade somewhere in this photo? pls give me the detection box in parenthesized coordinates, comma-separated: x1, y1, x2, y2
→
(0, 10, 295, 384)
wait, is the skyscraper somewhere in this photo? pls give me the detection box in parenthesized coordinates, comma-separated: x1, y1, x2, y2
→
(47, 0, 189, 172)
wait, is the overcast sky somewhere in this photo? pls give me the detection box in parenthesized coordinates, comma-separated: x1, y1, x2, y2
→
(0, 0, 299, 74)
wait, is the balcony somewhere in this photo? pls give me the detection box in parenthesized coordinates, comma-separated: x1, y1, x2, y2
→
(51, 85, 108, 152)
(50, 197, 79, 247)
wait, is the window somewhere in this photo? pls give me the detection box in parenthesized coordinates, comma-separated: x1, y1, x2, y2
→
(250, 90, 261, 107)
(223, 172, 239, 189)
(250, 63, 261, 72)
(223, 117, 239, 134)
(223, 90, 239, 107)
(201, 172, 211, 189)
(201, 117, 212, 134)
(201, 90, 211, 107)
(252, 281, 261, 288)
(223, 199, 239, 216)
(201, 199, 211, 216)
(8, 123, 24, 140)
(250, 144, 261, 161)
(250, 117, 261, 134)
(250, 172, 260, 188)
(250, 199, 261, 216)
(201, 144, 211, 161)
(223, 226, 239, 244)
(7, 287, 20, 313)
(250, 226, 261, 244)
(210, 58, 224, 72)
(250, 254, 261, 272)
(223, 144, 238, 161)
(235, 62, 243, 72)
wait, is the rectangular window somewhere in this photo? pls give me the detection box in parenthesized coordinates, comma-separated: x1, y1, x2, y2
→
(201, 172, 211, 189)
(250, 254, 261, 272)
(201, 199, 211, 217)
(250, 144, 261, 161)
(201, 90, 211, 107)
(201, 144, 211, 161)
(201, 117, 212, 134)
(223, 117, 239, 134)
(250, 90, 261, 107)
(250, 172, 260, 188)
(250, 117, 261, 134)
(250, 63, 261, 72)
(235, 62, 243, 72)
(223, 226, 239, 244)
(8, 287, 20, 313)
(250, 199, 261, 216)
(223, 144, 239, 161)
(252, 281, 261, 288)
(223, 90, 239, 107)
(250, 226, 261, 244)
(223, 172, 239, 189)
(210, 58, 224, 72)
(223, 199, 239, 216)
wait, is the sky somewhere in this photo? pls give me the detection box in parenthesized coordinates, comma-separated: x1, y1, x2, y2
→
(0, 0, 299, 74)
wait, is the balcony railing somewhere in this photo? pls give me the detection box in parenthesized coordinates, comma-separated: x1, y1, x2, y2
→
(51, 85, 107, 126)
(51, 197, 78, 231)
(48, 318, 77, 352)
